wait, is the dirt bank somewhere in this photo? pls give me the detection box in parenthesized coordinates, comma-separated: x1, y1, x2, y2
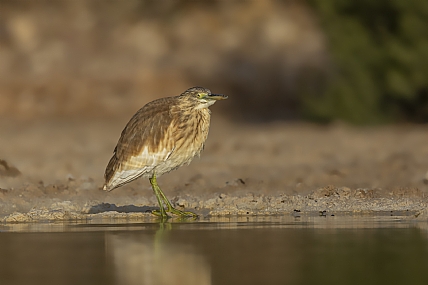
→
(1, 118, 428, 222)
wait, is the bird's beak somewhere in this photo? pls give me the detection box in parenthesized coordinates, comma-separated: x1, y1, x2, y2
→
(208, 93, 228, 100)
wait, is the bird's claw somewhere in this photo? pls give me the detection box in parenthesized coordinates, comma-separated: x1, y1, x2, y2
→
(152, 207, 198, 219)
(169, 207, 199, 218)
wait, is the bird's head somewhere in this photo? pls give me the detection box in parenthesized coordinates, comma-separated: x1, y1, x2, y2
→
(180, 87, 227, 109)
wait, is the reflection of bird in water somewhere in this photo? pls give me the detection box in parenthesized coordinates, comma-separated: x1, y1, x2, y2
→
(106, 224, 211, 285)
(103, 87, 227, 218)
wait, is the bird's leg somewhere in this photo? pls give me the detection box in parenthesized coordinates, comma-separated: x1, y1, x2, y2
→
(149, 174, 168, 219)
(150, 174, 198, 218)
(156, 186, 199, 218)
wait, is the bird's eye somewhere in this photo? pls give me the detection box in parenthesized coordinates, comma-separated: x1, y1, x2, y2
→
(197, 93, 205, 99)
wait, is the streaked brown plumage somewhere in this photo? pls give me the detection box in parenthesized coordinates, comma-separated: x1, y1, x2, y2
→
(103, 87, 227, 218)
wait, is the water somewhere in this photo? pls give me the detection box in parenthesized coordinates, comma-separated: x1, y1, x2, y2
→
(1, 215, 428, 285)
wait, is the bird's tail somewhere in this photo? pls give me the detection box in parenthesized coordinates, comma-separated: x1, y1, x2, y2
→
(103, 154, 119, 191)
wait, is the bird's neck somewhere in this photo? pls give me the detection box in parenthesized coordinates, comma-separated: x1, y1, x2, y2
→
(195, 101, 216, 110)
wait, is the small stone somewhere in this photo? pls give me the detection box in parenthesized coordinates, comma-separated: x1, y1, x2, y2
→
(0, 159, 21, 177)
(225, 179, 246, 187)
(176, 198, 187, 207)
(44, 184, 59, 195)
(66, 173, 75, 181)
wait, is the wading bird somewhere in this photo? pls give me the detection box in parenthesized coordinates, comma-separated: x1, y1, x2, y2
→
(103, 87, 227, 219)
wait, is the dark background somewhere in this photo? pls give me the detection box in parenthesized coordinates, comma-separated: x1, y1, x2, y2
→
(1, 0, 427, 124)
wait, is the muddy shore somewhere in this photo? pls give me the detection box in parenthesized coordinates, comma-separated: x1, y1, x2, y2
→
(1, 119, 428, 222)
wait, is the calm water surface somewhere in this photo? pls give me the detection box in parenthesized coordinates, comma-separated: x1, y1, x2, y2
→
(1, 215, 428, 285)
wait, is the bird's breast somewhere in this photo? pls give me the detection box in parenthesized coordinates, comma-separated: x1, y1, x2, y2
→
(156, 108, 211, 172)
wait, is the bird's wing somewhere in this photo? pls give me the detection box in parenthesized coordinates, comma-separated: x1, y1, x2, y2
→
(104, 98, 176, 190)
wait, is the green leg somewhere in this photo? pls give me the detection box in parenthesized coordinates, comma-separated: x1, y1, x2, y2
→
(149, 173, 198, 218)
(149, 174, 168, 219)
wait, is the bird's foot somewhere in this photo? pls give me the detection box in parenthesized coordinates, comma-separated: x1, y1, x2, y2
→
(151, 208, 198, 220)
(168, 207, 199, 218)
(166, 205, 199, 219)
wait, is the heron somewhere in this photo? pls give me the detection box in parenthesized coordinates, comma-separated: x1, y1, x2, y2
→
(103, 87, 227, 219)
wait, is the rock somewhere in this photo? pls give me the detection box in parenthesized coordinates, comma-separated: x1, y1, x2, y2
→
(3, 212, 30, 223)
(0, 159, 21, 177)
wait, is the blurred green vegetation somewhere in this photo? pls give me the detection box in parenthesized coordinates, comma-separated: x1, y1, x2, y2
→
(305, 0, 428, 124)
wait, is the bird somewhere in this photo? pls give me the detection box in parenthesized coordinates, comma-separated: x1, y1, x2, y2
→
(103, 87, 227, 219)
